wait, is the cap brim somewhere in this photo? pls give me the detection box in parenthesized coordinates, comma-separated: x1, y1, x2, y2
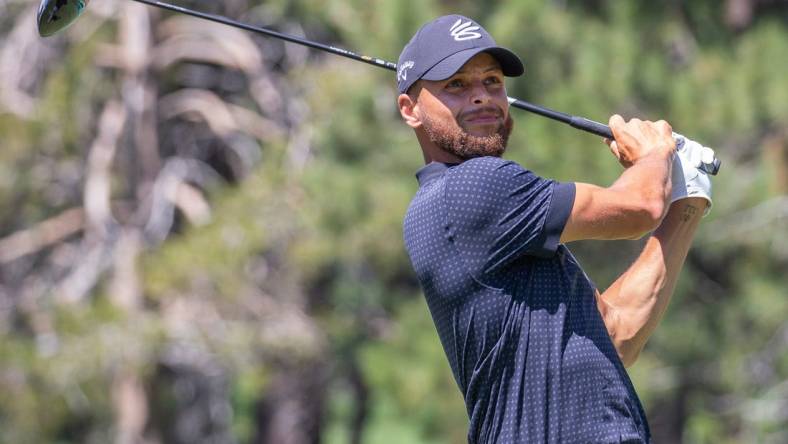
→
(421, 46, 524, 81)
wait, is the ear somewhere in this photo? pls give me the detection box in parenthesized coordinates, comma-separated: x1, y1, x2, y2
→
(397, 93, 422, 129)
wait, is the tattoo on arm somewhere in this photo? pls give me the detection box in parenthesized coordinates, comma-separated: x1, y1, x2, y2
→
(682, 205, 698, 222)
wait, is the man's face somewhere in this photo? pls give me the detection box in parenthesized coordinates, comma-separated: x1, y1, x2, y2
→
(411, 52, 513, 159)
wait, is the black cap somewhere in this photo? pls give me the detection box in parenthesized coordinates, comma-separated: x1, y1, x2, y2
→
(397, 15, 524, 94)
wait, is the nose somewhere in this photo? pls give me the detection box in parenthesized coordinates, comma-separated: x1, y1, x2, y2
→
(469, 81, 491, 105)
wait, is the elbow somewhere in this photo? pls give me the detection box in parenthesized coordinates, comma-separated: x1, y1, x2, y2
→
(611, 332, 645, 368)
(607, 330, 644, 368)
(618, 343, 643, 368)
(606, 310, 651, 368)
(601, 306, 644, 368)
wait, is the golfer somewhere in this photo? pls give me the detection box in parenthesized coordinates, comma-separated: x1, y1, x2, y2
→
(398, 15, 713, 443)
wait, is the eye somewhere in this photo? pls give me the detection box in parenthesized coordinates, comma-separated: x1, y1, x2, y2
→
(446, 78, 464, 89)
(484, 76, 502, 86)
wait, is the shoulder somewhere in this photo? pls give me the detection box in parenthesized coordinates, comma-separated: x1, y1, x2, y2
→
(447, 157, 547, 195)
(450, 156, 520, 178)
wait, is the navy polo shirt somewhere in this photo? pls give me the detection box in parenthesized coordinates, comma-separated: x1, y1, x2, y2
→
(403, 157, 650, 443)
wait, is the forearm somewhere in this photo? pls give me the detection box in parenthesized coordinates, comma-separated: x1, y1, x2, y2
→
(609, 152, 673, 221)
(597, 198, 706, 367)
(561, 153, 674, 243)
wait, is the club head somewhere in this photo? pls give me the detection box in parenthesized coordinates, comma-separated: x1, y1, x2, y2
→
(37, 0, 90, 37)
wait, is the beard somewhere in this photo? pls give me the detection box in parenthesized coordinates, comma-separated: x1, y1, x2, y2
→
(421, 111, 513, 160)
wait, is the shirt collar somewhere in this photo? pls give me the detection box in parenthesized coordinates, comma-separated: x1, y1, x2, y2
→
(415, 162, 458, 186)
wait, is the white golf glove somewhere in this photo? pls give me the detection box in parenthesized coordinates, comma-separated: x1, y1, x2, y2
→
(670, 134, 713, 215)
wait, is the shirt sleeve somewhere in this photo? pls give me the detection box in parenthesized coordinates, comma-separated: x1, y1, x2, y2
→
(445, 157, 576, 277)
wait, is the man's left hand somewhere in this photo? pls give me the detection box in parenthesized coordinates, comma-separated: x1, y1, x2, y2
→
(670, 135, 714, 215)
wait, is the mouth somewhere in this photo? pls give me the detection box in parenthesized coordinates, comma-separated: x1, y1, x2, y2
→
(462, 108, 504, 126)
(466, 115, 502, 125)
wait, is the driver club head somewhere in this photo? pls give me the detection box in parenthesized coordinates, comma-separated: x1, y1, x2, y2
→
(37, 0, 90, 37)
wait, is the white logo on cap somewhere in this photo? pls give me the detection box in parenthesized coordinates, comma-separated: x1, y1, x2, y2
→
(398, 60, 415, 81)
(449, 19, 482, 41)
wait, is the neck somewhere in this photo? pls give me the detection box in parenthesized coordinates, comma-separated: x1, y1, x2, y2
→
(416, 130, 464, 164)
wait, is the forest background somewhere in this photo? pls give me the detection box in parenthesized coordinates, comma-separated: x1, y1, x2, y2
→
(1, 0, 787, 443)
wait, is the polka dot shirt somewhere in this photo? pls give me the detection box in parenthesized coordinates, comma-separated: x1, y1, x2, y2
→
(403, 157, 650, 443)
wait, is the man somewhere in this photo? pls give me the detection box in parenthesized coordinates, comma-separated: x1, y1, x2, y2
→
(397, 15, 713, 443)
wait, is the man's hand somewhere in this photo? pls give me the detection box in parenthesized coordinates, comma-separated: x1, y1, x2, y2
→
(671, 135, 714, 215)
(604, 115, 676, 168)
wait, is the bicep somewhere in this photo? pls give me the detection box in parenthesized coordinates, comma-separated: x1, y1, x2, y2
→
(559, 182, 661, 243)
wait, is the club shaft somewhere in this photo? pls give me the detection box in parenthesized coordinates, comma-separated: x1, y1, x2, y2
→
(132, 0, 397, 70)
(131, 0, 720, 175)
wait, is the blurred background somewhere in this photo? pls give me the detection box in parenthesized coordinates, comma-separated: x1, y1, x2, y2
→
(1, 0, 787, 443)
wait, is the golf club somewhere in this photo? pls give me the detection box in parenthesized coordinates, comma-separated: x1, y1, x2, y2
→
(36, 0, 721, 175)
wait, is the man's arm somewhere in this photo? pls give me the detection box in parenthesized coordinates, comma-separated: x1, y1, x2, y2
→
(560, 115, 676, 243)
(595, 197, 706, 367)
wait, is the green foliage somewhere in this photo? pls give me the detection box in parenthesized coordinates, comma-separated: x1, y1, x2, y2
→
(1, 0, 787, 442)
(357, 299, 468, 444)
